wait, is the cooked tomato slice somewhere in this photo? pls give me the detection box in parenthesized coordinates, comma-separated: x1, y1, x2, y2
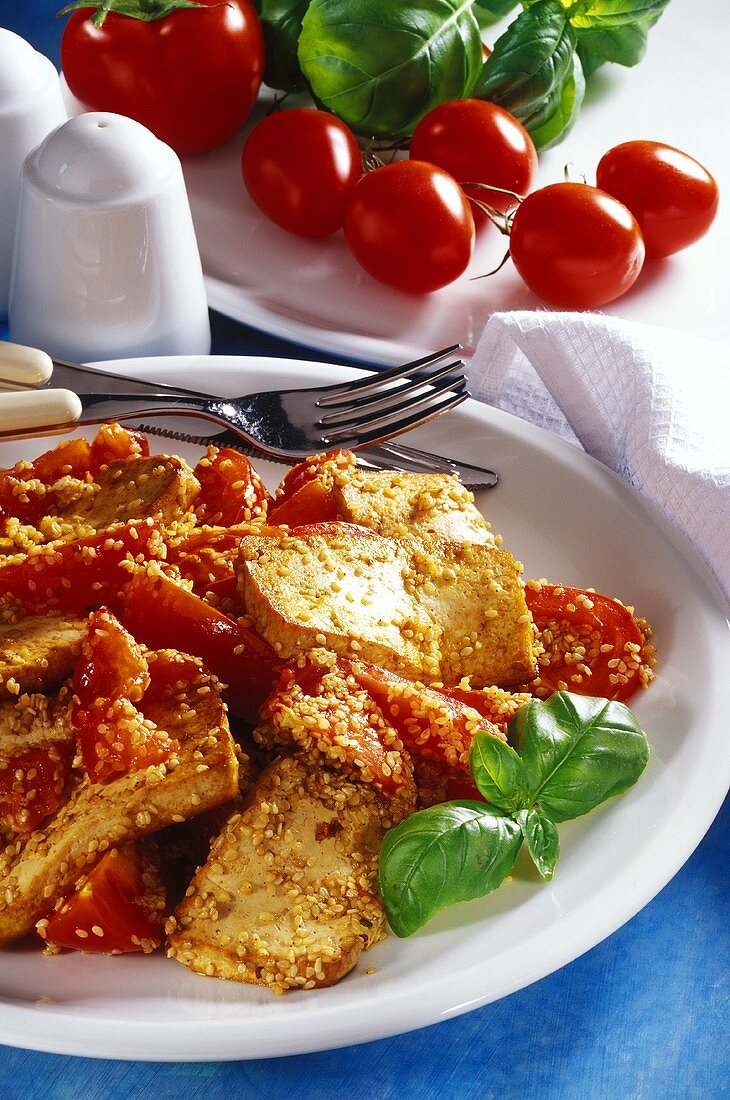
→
(274, 450, 353, 506)
(524, 583, 648, 702)
(0, 428, 153, 529)
(31, 437, 94, 482)
(348, 662, 504, 773)
(268, 479, 340, 527)
(122, 571, 278, 722)
(193, 447, 271, 526)
(0, 742, 73, 832)
(39, 845, 165, 954)
(75, 606, 150, 704)
(0, 521, 165, 615)
(73, 608, 177, 783)
(0, 438, 94, 526)
(265, 660, 413, 798)
(90, 423, 149, 468)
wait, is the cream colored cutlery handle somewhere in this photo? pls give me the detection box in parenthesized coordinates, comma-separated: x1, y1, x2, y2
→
(0, 389, 81, 432)
(0, 341, 54, 386)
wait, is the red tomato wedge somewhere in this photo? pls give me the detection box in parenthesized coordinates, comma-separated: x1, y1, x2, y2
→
(348, 663, 504, 773)
(524, 583, 648, 702)
(268, 480, 340, 527)
(0, 521, 165, 615)
(0, 742, 73, 833)
(73, 608, 178, 783)
(122, 571, 278, 722)
(90, 423, 149, 468)
(193, 448, 271, 527)
(0, 427, 150, 527)
(265, 660, 413, 799)
(40, 846, 164, 955)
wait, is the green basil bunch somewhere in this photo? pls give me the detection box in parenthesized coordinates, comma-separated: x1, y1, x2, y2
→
(252, 0, 311, 92)
(379, 691, 649, 937)
(475, 0, 672, 148)
(255, 0, 672, 146)
(298, 0, 484, 138)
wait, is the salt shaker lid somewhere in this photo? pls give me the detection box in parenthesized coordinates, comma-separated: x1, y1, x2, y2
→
(0, 30, 61, 115)
(26, 112, 179, 204)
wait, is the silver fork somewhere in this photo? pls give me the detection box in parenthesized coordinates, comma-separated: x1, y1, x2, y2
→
(0, 343, 470, 462)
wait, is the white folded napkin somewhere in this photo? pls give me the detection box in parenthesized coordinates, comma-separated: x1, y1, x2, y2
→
(469, 311, 730, 601)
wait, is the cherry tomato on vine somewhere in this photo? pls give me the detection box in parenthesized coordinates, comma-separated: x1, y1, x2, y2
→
(509, 183, 645, 308)
(596, 141, 719, 259)
(242, 109, 362, 238)
(61, 0, 264, 155)
(344, 160, 475, 294)
(410, 99, 537, 225)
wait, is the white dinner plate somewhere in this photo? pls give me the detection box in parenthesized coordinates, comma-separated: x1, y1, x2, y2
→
(176, 0, 730, 363)
(0, 355, 728, 1062)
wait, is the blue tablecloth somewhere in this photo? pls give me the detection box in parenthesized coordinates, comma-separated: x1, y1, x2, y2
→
(1, 5, 728, 1096)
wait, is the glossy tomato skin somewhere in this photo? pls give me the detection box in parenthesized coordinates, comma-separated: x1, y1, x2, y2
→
(510, 183, 645, 308)
(596, 140, 719, 259)
(242, 109, 362, 237)
(61, 1, 264, 155)
(410, 99, 537, 224)
(41, 846, 164, 954)
(344, 161, 475, 294)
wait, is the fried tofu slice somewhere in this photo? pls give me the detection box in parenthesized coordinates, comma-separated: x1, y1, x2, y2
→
(0, 687, 74, 758)
(0, 614, 87, 701)
(332, 467, 494, 544)
(0, 655, 238, 946)
(58, 455, 200, 531)
(238, 525, 536, 688)
(167, 754, 411, 993)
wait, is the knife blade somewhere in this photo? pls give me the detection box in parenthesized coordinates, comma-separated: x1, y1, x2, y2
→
(137, 423, 498, 491)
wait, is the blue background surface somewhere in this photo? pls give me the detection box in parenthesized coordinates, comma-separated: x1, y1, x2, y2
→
(0, 3, 728, 1096)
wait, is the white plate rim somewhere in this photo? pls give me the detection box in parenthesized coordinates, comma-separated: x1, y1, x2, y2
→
(0, 353, 728, 1063)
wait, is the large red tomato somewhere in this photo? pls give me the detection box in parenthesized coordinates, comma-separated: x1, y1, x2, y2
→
(410, 99, 537, 224)
(509, 183, 645, 308)
(344, 161, 475, 294)
(596, 141, 719, 259)
(242, 109, 362, 237)
(61, 0, 264, 154)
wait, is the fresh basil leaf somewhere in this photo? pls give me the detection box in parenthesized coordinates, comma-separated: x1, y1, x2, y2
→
(469, 728, 527, 812)
(528, 50, 584, 148)
(474, 0, 577, 135)
(258, 0, 310, 91)
(517, 806, 560, 880)
(379, 801, 522, 937)
(575, 17, 653, 66)
(510, 692, 649, 823)
(474, 0, 519, 25)
(576, 39, 606, 75)
(558, 0, 671, 30)
(298, 0, 483, 138)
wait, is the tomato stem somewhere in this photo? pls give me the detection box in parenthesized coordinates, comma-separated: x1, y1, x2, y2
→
(471, 248, 512, 281)
(57, 0, 212, 29)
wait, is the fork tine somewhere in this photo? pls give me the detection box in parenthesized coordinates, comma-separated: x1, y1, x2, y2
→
(328, 390, 469, 451)
(322, 377, 469, 444)
(316, 359, 465, 424)
(315, 344, 461, 406)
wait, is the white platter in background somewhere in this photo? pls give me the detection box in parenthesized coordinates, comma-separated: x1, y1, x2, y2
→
(0, 355, 727, 1061)
(176, 0, 730, 364)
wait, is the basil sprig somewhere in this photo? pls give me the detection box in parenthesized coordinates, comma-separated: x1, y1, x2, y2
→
(379, 691, 649, 937)
(474, 0, 671, 148)
(298, 0, 484, 138)
(253, 0, 311, 92)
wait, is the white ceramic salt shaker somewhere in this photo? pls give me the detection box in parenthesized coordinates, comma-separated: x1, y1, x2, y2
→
(0, 30, 66, 317)
(9, 111, 211, 361)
